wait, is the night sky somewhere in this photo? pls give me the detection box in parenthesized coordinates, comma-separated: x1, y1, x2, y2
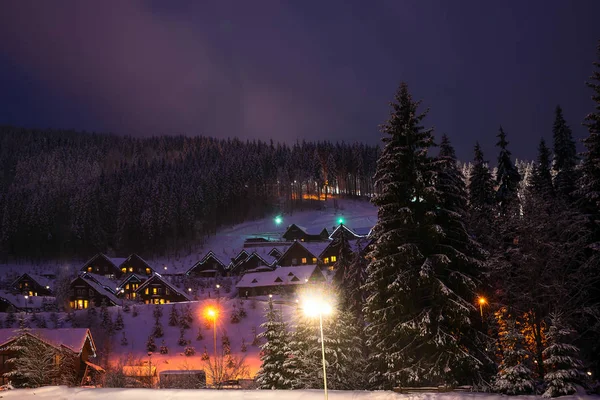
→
(1, 1, 599, 161)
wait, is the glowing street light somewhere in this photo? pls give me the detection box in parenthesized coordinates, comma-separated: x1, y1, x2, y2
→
(478, 297, 487, 321)
(337, 217, 344, 225)
(303, 296, 333, 400)
(205, 307, 219, 364)
(275, 215, 283, 225)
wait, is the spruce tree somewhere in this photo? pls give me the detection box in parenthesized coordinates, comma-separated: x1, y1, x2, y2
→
(169, 304, 179, 326)
(552, 105, 578, 199)
(543, 313, 585, 397)
(256, 298, 291, 389)
(468, 142, 496, 245)
(146, 336, 156, 352)
(365, 82, 457, 387)
(340, 237, 368, 321)
(120, 332, 128, 346)
(494, 318, 534, 395)
(530, 138, 554, 199)
(331, 227, 353, 287)
(160, 340, 169, 355)
(152, 320, 164, 338)
(495, 127, 521, 214)
(114, 310, 124, 331)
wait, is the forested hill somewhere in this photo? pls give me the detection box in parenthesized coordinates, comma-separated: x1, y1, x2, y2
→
(0, 126, 379, 259)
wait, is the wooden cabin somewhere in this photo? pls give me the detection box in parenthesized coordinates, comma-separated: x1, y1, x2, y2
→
(116, 274, 145, 301)
(68, 273, 119, 310)
(135, 274, 191, 304)
(11, 273, 53, 296)
(282, 224, 329, 242)
(268, 247, 282, 260)
(328, 224, 365, 241)
(80, 253, 126, 279)
(118, 254, 154, 277)
(231, 250, 249, 265)
(229, 252, 271, 275)
(0, 328, 98, 387)
(186, 252, 227, 277)
(236, 265, 325, 297)
(277, 241, 329, 267)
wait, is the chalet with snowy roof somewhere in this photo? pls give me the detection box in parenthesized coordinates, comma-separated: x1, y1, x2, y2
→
(0, 328, 98, 386)
(11, 273, 53, 296)
(236, 265, 325, 297)
(231, 249, 249, 265)
(282, 224, 329, 242)
(116, 273, 145, 301)
(118, 253, 154, 277)
(229, 252, 272, 275)
(277, 240, 329, 267)
(186, 251, 227, 277)
(0, 290, 55, 312)
(135, 274, 191, 304)
(80, 253, 126, 279)
(68, 273, 119, 310)
(328, 224, 366, 241)
(268, 247, 283, 260)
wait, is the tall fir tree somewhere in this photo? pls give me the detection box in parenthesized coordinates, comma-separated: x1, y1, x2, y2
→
(530, 138, 554, 199)
(467, 142, 496, 246)
(542, 313, 585, 398)
(495, 127, 521, 214)
(256, 298, 291, 389)
(494, 317, 534, 395)
(340, 237, 369, 322)
(552, 105, 578, 200)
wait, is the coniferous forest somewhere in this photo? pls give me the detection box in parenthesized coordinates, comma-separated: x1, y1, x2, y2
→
(0, 132, 378, 258)
(253, 43, 600, 394)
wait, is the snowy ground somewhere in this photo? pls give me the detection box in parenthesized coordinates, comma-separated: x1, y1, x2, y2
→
(3, 386, 598, 400)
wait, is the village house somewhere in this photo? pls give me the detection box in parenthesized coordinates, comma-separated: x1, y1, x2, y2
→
(11, 273, 53, 296)
(68, 273, 119, 310)
(0, 290, 55, 313)
(80, 253, 127, 279)
(229, 251, 273, 275)
(282, 224, 329, 242)
(276, 240, 329, 267)
(236, 264, 325, 297)
(186, 251, 227, 277)
(0, 328, 99, 386)
(118, 253, 155, 277)
(135, 274, 192, 304)
(116, 273, 145, 301)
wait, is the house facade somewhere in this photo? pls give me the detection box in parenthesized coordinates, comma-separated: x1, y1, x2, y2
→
(282, 224, 329, 242)
(236, 264, 325, 297)
(68, 273, 119, 310)
(118, 254, 154, 277)
(186, 252, 227, 277)
(11, 273, 53, 296)
(80, 254, 125, 279)
(135, 274, 191, 304)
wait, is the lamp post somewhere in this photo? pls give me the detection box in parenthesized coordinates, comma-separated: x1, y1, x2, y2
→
(206, 307, 218, 364)
(303, 296, 333, 400)
(478, 297, 487, 322)
(24, 295, 29, 314)
(147, 351, 153, 388)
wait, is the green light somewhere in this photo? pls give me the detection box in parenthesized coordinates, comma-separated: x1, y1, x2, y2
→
(337, 217, 344, 225)
(275, 216, 283, 225)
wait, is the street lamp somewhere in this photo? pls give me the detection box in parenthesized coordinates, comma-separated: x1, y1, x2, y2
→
(24, 295, 29, 314)
(147, 351, 153, 388)
(205, 307, 219, 365)
(478, 297, 487, 322)
(275, 215, 283, 225)
(303, 296, 333, 400)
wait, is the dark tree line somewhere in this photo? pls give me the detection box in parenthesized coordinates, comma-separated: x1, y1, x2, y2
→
(0, 132, 378, 259)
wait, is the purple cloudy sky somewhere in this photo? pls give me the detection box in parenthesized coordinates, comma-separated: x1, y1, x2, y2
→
(1, 0, 599, 161)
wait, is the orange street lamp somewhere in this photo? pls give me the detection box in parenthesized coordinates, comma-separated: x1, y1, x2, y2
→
(205, 307, 218, 363)
(303, 296, 333, 400)
(478, 297, 487, 321)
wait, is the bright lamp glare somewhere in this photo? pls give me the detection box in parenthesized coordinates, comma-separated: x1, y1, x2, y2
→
(337, 217, 344, 224)
(275, 216, 283, 225)
(303, 297, 333, 317)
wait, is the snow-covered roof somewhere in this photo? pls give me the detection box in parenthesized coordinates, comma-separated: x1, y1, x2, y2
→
(109, 257, 128, 268)
(0, 328, 96, 355)
(84, 273, 120, 292)
(75, 273, 120, 305)
(295, 241, 330, 260)
(236, 265, 321, 289)
(135, 273, 193, 301)
(0, 289, 55, 311)
(117, 273, 146, 289)
(11, 273, 54, 290)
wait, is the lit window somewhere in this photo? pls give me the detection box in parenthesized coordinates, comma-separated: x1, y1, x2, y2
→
(24, 282, 29, 287)
(125, 284, 130, 290)
(146, 268, 151, 275)
(331, 256, 337, 262)
(28, 291, 33, 296)
(87, 267, 92, 272)
(153, 288, 157, 295)
(328, 266, 334, 271)
(121, 268, 126, 274)
(324, 257, 329, 264)
(166, 289, 170, 295)
(301, 258, 307, 264)
(129, 267, 133, 272)
(160, 299, 165, 304)
(145, 288, 149, 295)
(132, 293, 137, 299)
(166, 300, 170, 304)
(312, 258, 317, 264)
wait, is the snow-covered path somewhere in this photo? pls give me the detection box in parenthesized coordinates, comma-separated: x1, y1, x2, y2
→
(2, 386, 598, 400)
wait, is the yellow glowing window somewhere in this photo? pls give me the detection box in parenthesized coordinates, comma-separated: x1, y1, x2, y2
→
(28, 291, 33, 296)
(125, 284, 130, 290)
(312, 258, 317, 264)
(132, 292, 137, 299)
(153, 288, 157, 295)
(166, 300, 170, 304)
(329, 266, 335, 271)
(87, 267, 92, 272)
(324, 257, 329, 264)
(146, 268, 151, 275)
(301, 258, 307, 264)
(129, 267, 133, 272)
(121, 267, 126, 274)
(159, 299, 165, 304)
(145, 288, 149, 295)
(24, 282, 29, 287)
(331, 256, 337, 262)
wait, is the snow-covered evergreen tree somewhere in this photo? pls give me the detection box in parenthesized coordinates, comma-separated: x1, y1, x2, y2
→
(543, 313, 585, 397)
(153, 304, 163, 320)
(282, 314, 319, 389)
(552, 105, 578, 200)
(1, 331, 60, 387)
(256, 298, 291, 389)
(340, 237, 368, 321)
(530, 138, 554, 199)
(178, 327, 188, 346)
(495, 127, 521, 215)
(160, 340, 169, 354)
(494, 317, 534, 395)
(114, 310, 124, 331)
(120, 331, 128, 346)
(146, 335, 156, 352)
(169, 304, 179, 326)
(467, 142, 496, 247)
(151, 320, 164, 338)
